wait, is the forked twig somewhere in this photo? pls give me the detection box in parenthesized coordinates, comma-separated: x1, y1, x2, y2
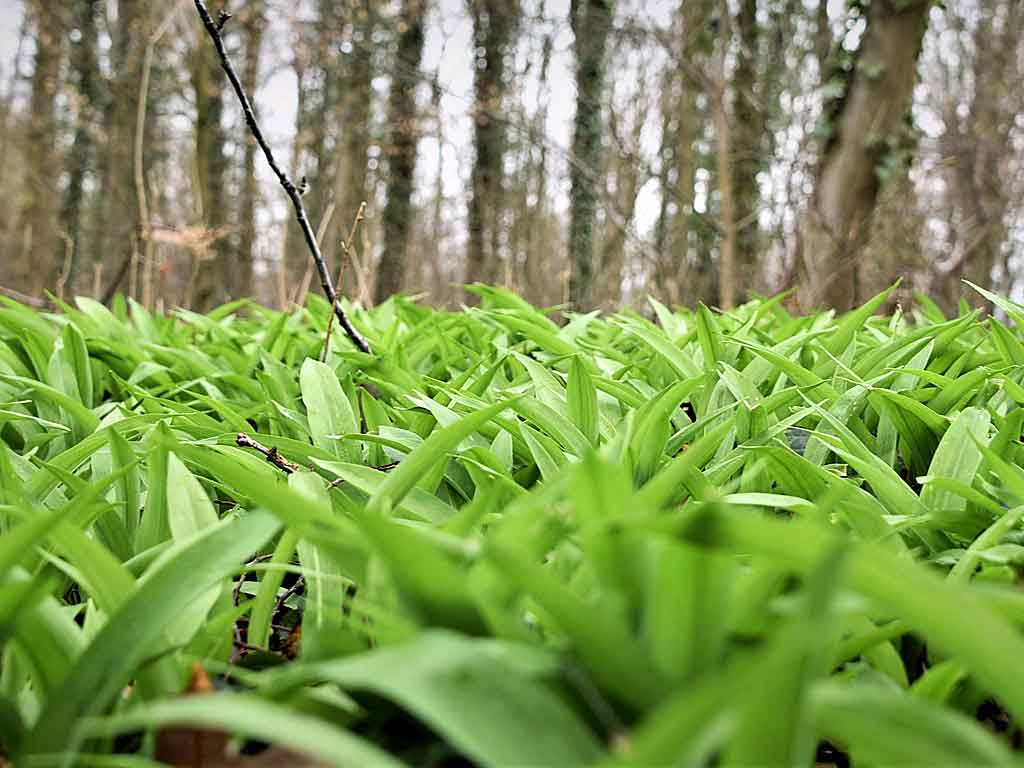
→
(321, 201, 367, 361)
(193, 0, 371, 354)
(236, 432, 302, 474)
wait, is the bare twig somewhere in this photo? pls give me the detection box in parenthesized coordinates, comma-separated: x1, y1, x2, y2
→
(193, 0, 371, 354)
(322, 201, 366, 362)
(236, 432, 302, 474)
(273, 576, 305, 617)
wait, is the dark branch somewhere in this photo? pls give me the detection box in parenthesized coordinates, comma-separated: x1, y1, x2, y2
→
(236, 432, 302, 474)
(193, 0, 371, 355)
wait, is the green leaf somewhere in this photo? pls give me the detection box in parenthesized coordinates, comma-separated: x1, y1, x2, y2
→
(274, 631, 602, 767)
(291, 472, 353, 660)
(81, 693, 401, 768)
(567, 355, 599, 447)
(366, 398, 517, 515)
(300, 358, 360, 462)
(920, 407, 991, 538)
(21, 511, 281, 758)
(813, 681, 1012, 766)
(166, 452, 219, 539)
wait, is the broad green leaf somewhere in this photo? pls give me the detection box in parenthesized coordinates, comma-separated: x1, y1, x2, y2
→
(567, 355, 599, 447)
(300, 358, 360, 462)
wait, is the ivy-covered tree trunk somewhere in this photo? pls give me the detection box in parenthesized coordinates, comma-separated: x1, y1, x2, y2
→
(567, 0, 613, 311)
(466, 0, 520, 292)
(798, 0, 930, 311)
(376, 0, 427, 303)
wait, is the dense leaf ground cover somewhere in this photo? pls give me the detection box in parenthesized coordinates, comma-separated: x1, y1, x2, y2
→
(4, 283, 1024, 765)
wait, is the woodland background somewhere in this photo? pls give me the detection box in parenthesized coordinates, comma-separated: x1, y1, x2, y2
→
(0, 0, 1020, 315)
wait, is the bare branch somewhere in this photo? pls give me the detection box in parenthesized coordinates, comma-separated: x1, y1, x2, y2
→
(192, 0, 371, 355)
(0, 285, 47, 308)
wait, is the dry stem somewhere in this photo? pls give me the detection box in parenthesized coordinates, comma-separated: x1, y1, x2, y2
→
(322, 201, 367, 361)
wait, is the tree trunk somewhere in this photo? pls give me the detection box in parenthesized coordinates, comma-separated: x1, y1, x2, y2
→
(600, 117, 642, 309)
(376, 0, 427, 303)
(466, 0, 520, 294)
(567, 0, 614, 311)
(192, 21, 229, 310)
(654, 0, 708, 307)
(280, 48, 312, 307)
(18, 0, 65, 296)
(522, 34, 552, 306)
(58, 0, 102, 296)
(95, 0, 145, 289)
(945, 1, 1020, 308)
(338, 0, 375, 300)
(305, 2, 344, 277)
(236, 0, 265, 299)
(798, 0, 930, 311)
(712, 82, 738, 310)
(732, 0, 760, 301)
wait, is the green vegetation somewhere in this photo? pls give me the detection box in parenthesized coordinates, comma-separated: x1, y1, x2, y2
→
(4, 284, 1024, 765)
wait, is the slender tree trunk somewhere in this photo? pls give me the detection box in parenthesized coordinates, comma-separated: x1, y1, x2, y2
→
(306, 2, 344, 276)
(713, 1, 738, 309)
(522, 34, 552, 306)
(18, 0, 65, 296)
(732, 0, 760, 300)
(376, 0, 427, 303)
(58, 0, 102, 296)
(600, 146, 641, 308)
(798, 0, 930, 311)
(654, 0, 708, 307)
(949, 2, 1019, 308)
(429, 82, 447, 301)
(567, 0, 614, 311)
(815, 0, 831, 76)
(466, 0, 520, 294)
(338, 0, 375, 300)
(95, 0, 144, 287)
(192, 21, 229, 310)
(280, 51, 312, 307)
(712, 81, 738, 310)
(236, 0, 265, 299)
